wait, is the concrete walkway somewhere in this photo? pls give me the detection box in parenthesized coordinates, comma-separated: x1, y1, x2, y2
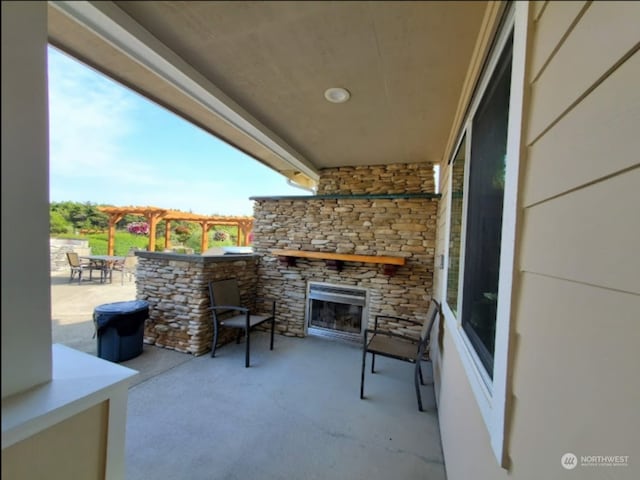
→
(51, 269, 137, 354)
(51, 270, 193, 386)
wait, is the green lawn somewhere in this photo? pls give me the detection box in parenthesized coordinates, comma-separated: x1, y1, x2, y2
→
(87, 232, 150, 255)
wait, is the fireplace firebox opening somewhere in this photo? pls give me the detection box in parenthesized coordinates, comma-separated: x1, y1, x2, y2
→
(306, 282, 368, 342)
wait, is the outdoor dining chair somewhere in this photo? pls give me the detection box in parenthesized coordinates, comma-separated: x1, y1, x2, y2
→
(360, 299, 440, 411)
(208, 278, 276, 368)
(65, 251, 104, 284)
(112, 254, 138, 285)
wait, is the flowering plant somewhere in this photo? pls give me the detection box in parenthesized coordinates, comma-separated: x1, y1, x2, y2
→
(213, 230, 230, 242)
(127, 222, 149, 235)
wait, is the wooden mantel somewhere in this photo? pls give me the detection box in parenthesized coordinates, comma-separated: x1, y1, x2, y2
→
(271, 249, 406, 276)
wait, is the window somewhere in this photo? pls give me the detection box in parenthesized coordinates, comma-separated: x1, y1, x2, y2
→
(461, 36, 512, 378)
(442, 3, 525, 466)
(446, 34, 512, 379)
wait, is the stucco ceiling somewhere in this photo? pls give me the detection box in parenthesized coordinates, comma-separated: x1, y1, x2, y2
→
(48, 1, 488, 187)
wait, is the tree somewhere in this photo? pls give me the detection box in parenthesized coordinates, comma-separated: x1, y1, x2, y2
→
(50, 201, 108, 232)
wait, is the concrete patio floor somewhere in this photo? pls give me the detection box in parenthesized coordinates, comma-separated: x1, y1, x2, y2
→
(50, 270, 446, 479)
(51, 269, 136, 355)
(126, 333, 446, 480)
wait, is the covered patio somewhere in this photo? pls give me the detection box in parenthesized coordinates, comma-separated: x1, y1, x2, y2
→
(125, 333, 444, 480)
(5, 3, 637, 480)
(49, 264, 444, 479)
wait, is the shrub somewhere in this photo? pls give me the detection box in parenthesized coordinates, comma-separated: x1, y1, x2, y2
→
(174, 225, 192, 244)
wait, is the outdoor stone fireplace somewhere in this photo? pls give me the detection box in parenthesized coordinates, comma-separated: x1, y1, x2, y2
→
(252, 162, 439, 339)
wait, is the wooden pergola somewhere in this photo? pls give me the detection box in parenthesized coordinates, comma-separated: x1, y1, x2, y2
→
(98, 206, 254, 256)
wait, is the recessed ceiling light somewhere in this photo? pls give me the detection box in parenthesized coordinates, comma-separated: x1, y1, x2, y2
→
(324, 87, 351, 104)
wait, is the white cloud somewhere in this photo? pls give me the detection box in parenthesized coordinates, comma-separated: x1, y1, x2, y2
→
(48, 48, 135, 176)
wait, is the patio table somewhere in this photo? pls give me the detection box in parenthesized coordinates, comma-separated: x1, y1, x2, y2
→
(80, 255, 125, 283)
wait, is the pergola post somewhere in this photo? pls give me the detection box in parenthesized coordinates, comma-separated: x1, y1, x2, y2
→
(238, 220, 253, 246)
(106, 213, 124, 256)
(146, 212, 163, 252)
(164, 220, 172, 250)
(200, 222, 209, 253)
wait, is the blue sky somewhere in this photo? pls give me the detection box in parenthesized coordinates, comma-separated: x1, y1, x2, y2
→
(47, 46, 304, 216)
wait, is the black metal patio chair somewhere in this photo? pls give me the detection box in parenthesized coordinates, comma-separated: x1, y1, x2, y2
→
(360, 299, 440, 411)
(208, 278, 276, 368)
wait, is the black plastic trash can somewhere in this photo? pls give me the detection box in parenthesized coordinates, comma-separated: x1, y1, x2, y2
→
(94, 300, 149, 362)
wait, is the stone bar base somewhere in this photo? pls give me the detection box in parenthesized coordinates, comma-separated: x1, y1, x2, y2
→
(135, 252, 259, 356)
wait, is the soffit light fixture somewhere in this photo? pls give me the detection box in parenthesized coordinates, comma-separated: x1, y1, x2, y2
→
(324, 87, 351, 103)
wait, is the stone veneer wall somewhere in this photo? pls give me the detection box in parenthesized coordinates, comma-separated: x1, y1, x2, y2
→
(253, 162, 438, 338)
(317, 163, 436, 195)
(135, 252, 259, 355)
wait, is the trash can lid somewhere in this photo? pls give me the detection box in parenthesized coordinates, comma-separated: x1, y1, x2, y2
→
(94, 300, 150, 332)
(94, 300, 149, 315)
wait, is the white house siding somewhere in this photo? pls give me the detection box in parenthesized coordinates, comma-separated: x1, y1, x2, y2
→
(434, 2, 640, 479)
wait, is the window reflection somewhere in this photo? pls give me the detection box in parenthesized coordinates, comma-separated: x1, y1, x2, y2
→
(446, 136, 466, 316)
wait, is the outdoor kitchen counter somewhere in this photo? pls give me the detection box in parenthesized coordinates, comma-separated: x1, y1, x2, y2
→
(134, 251, 260, 355)
(135, 251, 259, 263)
